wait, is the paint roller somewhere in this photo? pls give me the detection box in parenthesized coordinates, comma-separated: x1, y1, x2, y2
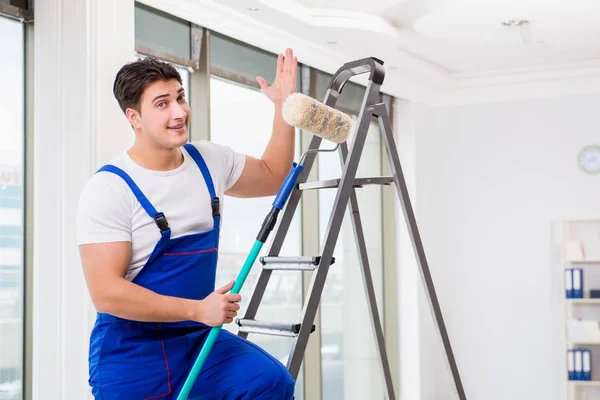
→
(176, 94, 352, 399)
(282, 92, 352, 144)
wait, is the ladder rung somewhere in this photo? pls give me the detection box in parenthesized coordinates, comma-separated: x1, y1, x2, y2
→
(299, 176, 393, 190)
(259, 256, 335, 271)
(236, 319, 316, 337)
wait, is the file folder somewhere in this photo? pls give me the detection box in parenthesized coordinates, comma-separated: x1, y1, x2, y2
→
(573, 269, 583, 298)
(565, 269, 573, 299)
(583, 349, 592, 381)
(568, 349, 575, 380)
(575, 349, 583, 380)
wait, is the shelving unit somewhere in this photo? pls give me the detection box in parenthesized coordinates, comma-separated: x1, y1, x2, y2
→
(572, 382, 600, 388)
(560, 219, 600, 400)
(571, 300, 600, 305)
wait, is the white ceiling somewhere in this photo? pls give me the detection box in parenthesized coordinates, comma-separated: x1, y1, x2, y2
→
(241, 0, 600, 74)
(149, 0, 600, 104)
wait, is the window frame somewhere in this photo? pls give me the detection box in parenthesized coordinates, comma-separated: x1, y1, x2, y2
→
(23, 18, 33, 400)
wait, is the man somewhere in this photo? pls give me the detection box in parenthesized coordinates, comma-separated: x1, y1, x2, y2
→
(76, 49, 298, 399)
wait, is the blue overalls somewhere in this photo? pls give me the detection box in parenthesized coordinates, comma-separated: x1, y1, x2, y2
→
(88, 143, 295, 400)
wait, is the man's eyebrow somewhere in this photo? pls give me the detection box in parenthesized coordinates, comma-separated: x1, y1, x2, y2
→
(151, 88, 184, 103)
(151, 93, 169, 103)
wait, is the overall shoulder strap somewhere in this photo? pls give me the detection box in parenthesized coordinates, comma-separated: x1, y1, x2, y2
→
(96, 165, 170, 234)
(183, 143, 220, 224)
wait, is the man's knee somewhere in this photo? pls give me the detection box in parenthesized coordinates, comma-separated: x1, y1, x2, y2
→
(257, 360, 296, 399)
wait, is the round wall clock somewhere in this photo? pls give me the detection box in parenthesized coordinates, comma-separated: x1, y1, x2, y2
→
(578, 145, 600, 174)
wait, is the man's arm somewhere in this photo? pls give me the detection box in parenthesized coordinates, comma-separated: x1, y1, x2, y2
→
(226, 48, 298, 198)
(80, 241, 241, 325)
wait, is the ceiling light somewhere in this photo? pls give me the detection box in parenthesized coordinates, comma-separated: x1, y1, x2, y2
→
(501, 19, 532, 44)
(502, 20, 528, 27)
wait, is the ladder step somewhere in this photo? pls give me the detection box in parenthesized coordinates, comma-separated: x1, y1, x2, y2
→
(236, 319, 316, 337)
(298, 176, 393, 190)
(259, 256, 335, 271)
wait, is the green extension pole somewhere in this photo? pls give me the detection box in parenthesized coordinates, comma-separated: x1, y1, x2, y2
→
(177, 162, 304, 400)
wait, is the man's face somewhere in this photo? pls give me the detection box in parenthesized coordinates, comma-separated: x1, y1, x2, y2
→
(127, 79, 191, 149)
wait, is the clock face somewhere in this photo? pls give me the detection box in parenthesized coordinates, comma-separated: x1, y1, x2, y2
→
(578, 145, 600, 174)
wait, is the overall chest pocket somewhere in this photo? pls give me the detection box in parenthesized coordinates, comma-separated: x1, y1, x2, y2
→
(144, 246, 219, 301)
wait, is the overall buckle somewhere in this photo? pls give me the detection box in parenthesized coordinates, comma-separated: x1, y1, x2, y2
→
(154, 212, 170, 232)
(212, 197, 220, 217)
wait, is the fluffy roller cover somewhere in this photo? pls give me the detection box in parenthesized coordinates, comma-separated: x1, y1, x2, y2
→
(282, 93, 352, 143)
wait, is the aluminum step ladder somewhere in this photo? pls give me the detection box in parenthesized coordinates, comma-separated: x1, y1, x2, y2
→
(236, 57, 467, 400)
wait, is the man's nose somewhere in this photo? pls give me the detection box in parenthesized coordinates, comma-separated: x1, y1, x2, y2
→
(172, 102, 187, 119)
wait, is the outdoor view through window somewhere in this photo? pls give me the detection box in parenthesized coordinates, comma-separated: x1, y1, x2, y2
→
(0, 15, 25, 400)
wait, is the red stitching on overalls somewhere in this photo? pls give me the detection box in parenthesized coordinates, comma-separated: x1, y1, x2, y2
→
(163, 248, 218, 256)
(144, 324, 172, 399)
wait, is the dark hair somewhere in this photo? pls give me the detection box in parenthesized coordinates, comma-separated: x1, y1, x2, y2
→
(113, 57, 182, 114)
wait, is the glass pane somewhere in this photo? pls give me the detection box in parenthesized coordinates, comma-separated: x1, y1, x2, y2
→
(210, 76, 304, 399)
(210, 32, 278, 86)
(315, 70, 367, 114)
(318, 119, 384, 400)
(135, 3, 191, 60)
(0, 15, 24, 400)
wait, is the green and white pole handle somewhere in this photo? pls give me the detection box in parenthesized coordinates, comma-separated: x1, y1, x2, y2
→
(177, 162, 305, 400)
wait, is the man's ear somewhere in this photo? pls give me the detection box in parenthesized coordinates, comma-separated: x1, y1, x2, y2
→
(125, 107, 142, 129)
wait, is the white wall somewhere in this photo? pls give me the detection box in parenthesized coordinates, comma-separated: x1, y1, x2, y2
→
(398, 92, 600, 400)
(33, 1, 134, 399)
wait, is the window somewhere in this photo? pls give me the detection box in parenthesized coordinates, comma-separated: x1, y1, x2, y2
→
(0, 15, 25, 400)
(210, 32, 278, 86)
(134, 3, 191, 60)
(133, 4, 191, 94)
(318, 114, 385, 399)
(210, 76, 304, 398)
(134, 3, 198, 71)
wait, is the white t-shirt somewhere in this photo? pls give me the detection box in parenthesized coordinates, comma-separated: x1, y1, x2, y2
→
(76, 140, 246, 281)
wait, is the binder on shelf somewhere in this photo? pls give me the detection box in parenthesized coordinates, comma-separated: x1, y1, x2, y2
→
(566, 269, 574, 299)
(575, 349, 583, 380)
(583, 349, 592, 381)
(568, 349, 575, 380)
(573, 268, 584, 299)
